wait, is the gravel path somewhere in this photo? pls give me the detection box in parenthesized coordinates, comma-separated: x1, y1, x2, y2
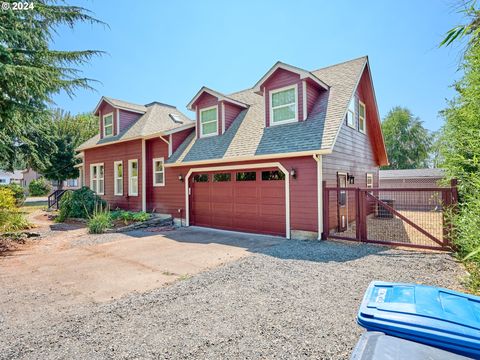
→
(0, 240, 465, 360)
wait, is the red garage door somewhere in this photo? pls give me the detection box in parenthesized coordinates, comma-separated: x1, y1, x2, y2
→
(190, 168, 286, 236)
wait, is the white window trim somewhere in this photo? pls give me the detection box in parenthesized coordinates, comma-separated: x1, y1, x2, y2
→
(128, 159, 138, 196)
(269, 84, 298, 126)
(114, 160, 123, 196)
(152, 157, 165, 187)
(90, 163, 104, 195)
(359, 101, 366, 134)
(366, 173, 374, 188)
(346, 98, 356, 129)
(103, 112, 114, 138)
(199, 105, 218, 138)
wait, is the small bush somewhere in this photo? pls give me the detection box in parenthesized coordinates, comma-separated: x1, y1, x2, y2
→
(0, 188, 16, 210)
(0, 211, 31, 232)
(110, 210, 151, 225)
(2, 183, 26, 206)
(57, 187, 106, 221)
(29, 178, 52, 196)
(87, 206, 111, 234)
(0, 188, 31, 232)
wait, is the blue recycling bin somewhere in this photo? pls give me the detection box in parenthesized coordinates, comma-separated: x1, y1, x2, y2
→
(351, 332, 472, 360)
(357, 281, 480, 358)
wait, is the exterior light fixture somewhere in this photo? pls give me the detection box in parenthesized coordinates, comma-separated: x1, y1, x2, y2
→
(290, 169, 297, 179)
(347, 174, 355, 184)
(178, 174, 184, 182)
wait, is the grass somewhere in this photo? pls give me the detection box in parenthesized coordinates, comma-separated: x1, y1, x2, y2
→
(20, 201, 48, 214)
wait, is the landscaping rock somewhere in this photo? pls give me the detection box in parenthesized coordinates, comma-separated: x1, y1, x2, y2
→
(108, 214, 173, 233)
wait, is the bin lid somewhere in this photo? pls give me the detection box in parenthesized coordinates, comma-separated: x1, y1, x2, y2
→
(351, 332, 472, 360)
(357, 281, 480, 358)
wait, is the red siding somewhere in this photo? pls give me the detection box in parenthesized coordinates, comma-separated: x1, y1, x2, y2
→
(84, 140, 143, 211)
(98, 102, 118, 139)
(262, 68, 304, 127)
(146, 156, 318, 233)
(119, 110, 142, 133)
(194, 92, 219, 138)
(223, 102, 243, 132)
(171, 128, 194, 154)
(306, 80, 322, 116)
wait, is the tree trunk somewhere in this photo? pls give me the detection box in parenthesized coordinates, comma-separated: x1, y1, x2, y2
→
(57, 180, 63, 190)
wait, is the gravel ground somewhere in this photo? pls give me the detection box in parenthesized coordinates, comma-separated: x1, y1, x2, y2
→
(0, 240, 465, 360)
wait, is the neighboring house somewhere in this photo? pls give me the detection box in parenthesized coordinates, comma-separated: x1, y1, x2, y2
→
(379, 168, 445, 188)
(76, 56, 388, 239)
(0, 170, 23, 185)
(3, 168, 81, 192)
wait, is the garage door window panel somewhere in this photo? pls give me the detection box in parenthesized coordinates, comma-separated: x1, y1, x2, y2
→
(193, 174, 209, 182)
(213, 173, 231, 182)
(261, 170, 285, 181)
(236, 171, 256, 181)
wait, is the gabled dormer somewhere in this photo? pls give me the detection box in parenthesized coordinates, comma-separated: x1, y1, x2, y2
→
(94, 96, 146, 139)
(187, 87, 248, 139)
(253, 62, 329, 127)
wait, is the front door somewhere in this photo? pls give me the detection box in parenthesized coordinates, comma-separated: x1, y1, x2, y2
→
(337, 173, 348, 232)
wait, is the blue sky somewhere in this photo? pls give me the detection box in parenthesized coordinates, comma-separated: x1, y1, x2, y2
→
(52, 0, 465, 131)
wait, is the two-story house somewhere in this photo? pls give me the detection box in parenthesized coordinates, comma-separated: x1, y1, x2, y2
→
(76, 56, 388, 240)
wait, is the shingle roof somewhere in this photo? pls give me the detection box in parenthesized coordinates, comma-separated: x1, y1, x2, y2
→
(379, 168, 445, 179)
(168, 56, 368, 165)
(99, 97, 148, 113)
(77, 102, 193, 151)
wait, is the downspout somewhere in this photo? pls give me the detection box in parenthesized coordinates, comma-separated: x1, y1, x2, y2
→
(313, 154, 323, 240)
(141, 139, 146, 212)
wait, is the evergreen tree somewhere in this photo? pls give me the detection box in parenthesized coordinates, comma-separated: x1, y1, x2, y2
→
(0, 0, 104, 171)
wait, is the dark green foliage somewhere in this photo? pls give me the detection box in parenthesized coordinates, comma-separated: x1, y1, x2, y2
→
(41, 110, 98, 185)
(110, 210, 151, 225)
(0, 1, 104, 171)
(2, 183, 26, 206)
(57, 187, 106, 221)
(381, 107, 432, 170)
(28, 178, 52, 196)
(440, 0, 480, 293)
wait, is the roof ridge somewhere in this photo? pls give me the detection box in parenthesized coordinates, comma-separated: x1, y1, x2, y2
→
(311, 55, 368, 72)
(104, 96, 145, 107)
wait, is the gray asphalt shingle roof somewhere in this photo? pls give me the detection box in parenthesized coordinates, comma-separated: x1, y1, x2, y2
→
(168, 56, 368, 164)
(77, 101, 193, 151)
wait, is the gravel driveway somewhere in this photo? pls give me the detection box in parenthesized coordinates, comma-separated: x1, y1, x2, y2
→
(0, 239, 464, 360)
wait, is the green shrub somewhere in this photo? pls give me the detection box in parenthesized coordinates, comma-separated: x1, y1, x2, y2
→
(3, 183, 26, 206)
(0, 188, 16, 210)
(0, 188, 30, 232)
(110, 210, 151, 225)
(57, 187, 106, 221)
(0, 211, 31, 232)
(87, 206, 111, 234)
(29, 177, 52, 196)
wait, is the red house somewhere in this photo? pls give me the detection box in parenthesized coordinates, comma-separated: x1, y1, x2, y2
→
(76, 56, 388, 240)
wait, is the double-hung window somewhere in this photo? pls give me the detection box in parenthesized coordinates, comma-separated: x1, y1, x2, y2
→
(114, 161, 123, 196)
(153, 158, 165, 186)
(103, 113, 114, 137)
(346, 98, 356, 128)
(200, 106, 218, 137)
(270, 85, 297, 125)
(128, 159, 138, 196)
(366, 173, 374, 188)
(90, 163, 104, 195)
(359, 101, 366, 134)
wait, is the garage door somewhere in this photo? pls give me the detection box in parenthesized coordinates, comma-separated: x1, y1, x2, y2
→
(190, 168, 286, 236)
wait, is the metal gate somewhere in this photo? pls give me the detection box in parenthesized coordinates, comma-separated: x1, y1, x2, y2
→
(322, 180, 458, 250)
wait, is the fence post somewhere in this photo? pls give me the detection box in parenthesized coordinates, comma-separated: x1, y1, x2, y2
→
(355, 188, 361, 241)
(361, 190, 368, 241)
(321, 181, 328, 240)
(451, 179, 458, 205)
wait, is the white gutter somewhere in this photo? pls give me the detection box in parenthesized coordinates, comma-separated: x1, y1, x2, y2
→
(313, 154, 323, 240)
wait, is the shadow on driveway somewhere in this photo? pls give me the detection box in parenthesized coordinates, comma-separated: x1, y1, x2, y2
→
(121, 226, 391, 263)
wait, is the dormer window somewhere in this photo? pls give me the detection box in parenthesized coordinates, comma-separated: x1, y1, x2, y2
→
(103, 113, 114, 137)
(200, 106, 218, 137)
(270, 85, 298, 125)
